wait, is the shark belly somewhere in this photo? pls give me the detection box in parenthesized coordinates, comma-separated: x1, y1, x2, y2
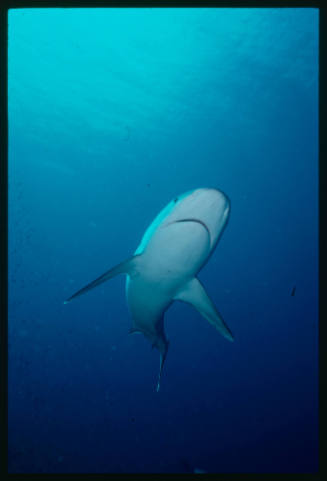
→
(140, 219, 211, 282)
(126, 277, 171, 334)
(126, 220, 211, 338)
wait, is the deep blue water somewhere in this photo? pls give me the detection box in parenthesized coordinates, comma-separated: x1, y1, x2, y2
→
(8, 8, 319, 473)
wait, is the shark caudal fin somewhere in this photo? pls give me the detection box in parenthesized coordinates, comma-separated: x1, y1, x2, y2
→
(174, 277, 234, 342)
(156, 339, 169, 392)
(130, 325, 170, 392)
(64, 255, 141, 304)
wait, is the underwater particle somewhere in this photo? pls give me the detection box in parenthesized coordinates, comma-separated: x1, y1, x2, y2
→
(131, 417, 135, 423)
(147, 183, 151, 188)
(111, 345, 116, 351)
(194, 468, 207, 473)
(58, 456, 64, 463)
(291, 286, 296, 296)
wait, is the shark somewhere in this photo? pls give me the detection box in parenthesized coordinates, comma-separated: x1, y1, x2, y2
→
(64, 187, 234, 391)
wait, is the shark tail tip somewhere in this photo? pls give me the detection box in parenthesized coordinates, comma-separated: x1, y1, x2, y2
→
(223, 327, 234, 342)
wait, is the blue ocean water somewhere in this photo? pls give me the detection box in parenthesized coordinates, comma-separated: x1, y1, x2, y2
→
(8, 8, 319, 473)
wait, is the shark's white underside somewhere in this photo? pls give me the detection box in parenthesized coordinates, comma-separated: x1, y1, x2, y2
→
(65, 187, 233, 391)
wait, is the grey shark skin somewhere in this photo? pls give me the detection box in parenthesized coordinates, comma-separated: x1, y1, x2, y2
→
(65, 188, 234, 391)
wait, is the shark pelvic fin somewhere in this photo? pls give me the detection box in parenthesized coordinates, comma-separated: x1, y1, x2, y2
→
(174, 277, 234, 342)
(64, 255, 141, 304)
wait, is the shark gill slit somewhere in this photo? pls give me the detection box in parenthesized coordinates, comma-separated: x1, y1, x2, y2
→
(173, 218, 211, 242)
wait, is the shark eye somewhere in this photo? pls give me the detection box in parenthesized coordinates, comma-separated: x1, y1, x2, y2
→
(174, 197, 178, 203)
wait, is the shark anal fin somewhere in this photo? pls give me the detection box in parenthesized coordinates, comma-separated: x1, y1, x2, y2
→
(64, 255, 141, 304)
(174, 277, 234, 342)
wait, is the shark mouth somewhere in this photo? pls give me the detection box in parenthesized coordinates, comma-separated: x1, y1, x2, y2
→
(173, 218, 211, 242)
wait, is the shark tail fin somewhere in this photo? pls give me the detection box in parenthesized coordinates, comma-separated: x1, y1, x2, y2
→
(64, 255, 141, 304)
(156, 339, 169, 392)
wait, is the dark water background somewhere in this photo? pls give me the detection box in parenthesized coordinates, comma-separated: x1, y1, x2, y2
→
(8, 8, 318, 473)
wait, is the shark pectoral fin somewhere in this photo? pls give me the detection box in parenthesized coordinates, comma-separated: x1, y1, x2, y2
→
(64, 255, 141, 304)
(174, 277, 234, 342)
